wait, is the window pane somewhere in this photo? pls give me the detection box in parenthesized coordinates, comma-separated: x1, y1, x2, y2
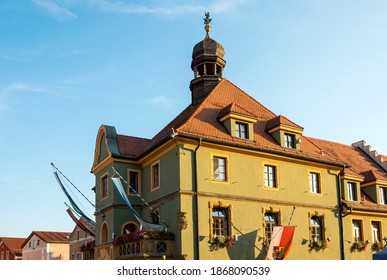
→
(310, 173, 320, 193)
(352, 220, 362, 242)
(265, 212, 279, 244)
(236, 122, 248, 139)
(129, 171, 138, 193)
(284, 133, 296, 148)
(348, 182, 357, 201)
(310, 216, 322, 241)
(214, 157, 226, 181)
(264, 165, 276, 188)
(212, 207, 229, 236)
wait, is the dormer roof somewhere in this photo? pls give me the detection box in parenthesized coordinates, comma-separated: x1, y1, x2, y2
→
(266, 115, 304, 134)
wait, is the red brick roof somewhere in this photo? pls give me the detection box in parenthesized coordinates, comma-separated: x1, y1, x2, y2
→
(0, 237, 25, 255)
(22, 231, 70, 248)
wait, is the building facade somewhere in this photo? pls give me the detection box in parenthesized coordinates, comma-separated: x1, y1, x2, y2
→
(91, 14, 387, 260)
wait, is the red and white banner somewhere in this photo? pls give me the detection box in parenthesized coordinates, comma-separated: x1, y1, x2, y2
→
(266, 226, 295, 260)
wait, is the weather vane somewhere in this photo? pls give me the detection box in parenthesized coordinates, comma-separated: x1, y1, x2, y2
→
(204, 12, 212, 35)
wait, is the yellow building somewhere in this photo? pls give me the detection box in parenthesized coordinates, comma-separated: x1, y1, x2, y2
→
(91, 14, 387, 260)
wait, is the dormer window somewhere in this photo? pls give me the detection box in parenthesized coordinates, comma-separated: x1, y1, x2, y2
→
(347, 182, 358, 201)
(284, 133, 296, 149)
(236, 122, 248, 139)
(218, 102, 257, 141)
(266, 115, 303, 150)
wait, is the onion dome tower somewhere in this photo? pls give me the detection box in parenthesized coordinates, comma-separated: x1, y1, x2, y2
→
(190, 12, 226, 105)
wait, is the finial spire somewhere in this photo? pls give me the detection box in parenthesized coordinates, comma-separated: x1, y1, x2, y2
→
(204, 12, 212, 36)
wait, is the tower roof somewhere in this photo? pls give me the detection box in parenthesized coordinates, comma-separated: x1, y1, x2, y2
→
(191, 12, 225, 67)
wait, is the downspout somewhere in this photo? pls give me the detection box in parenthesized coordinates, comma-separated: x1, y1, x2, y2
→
(329, 166, 345, 260)
(193, 138, 202, 260)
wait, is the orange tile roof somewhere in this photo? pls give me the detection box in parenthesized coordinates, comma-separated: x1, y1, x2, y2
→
(344, 192, 387, 213)
(0, 237, 25, 255)
(306, 137, 387, 182)
(112, 78, 387, 179)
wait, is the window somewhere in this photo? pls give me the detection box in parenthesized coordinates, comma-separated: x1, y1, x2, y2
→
(151, 208, 160, 224)
(37, 240, 40, 246)
(128, 170, 140, 194)
(284, 133, 296, 149)
(0, 252, 3, 260)
(352, 220, 363, 242)
(264, 165, 277, 188)
(212, 207, 230, 237)
(310, 216, 323, 242)
(213, 157, 227, 181)
(151, 162, 160, 190)
(380, 187, 387, 205)
(236, 122, 248, 139)
(347, 182, 357, 201)
(5, 251, 9, 260)
(264, 212, 279, 244)
(372, 221, 381, 243)
(101, 223, 108, 244)
(101, 175, 108, 199)
(310, 173, 320, 194)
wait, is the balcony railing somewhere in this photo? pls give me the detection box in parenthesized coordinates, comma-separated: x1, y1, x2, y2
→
(112, 230, 175, 260)
(115, 239, 175, 259)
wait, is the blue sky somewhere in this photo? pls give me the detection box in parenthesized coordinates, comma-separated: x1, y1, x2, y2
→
(1, 0, 387, 238)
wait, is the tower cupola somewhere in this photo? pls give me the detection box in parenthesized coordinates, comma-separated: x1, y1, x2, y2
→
(190, 12, 226, 105)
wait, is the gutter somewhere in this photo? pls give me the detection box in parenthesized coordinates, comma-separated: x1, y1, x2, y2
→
(176, 133, 346, 168)
(193, 138, 202, 260)
(328, 166, 346, 260)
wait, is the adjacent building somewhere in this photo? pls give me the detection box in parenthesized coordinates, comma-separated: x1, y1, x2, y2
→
(90, 14, 387, 260)
(68, 210, 95, 260)
(21, 231, 70, 260)
(0, 237, 25, 260)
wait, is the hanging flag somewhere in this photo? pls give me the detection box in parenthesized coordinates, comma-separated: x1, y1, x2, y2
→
(266, 226, 295, 260)
(111, 177, 166, 231)
(53, 171, 94, 224)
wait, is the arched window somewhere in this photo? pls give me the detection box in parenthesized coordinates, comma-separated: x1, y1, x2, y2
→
(101, 223, 108, 244)
(122, 223, 139, 235)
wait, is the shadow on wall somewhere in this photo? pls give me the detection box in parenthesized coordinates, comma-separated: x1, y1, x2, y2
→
(226, 230, 265, 260)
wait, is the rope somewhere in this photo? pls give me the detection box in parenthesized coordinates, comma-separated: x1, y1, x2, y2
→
(51, 162, 96, 209)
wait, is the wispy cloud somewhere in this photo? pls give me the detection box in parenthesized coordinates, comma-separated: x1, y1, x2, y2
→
(85, 0, 253, 16)
(32, 0, 253, 19)
(149, 95, 176, 107)
(1, 83, 50, 95)
(33, 0, 77, 21)
(1, 82, 83, 100)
